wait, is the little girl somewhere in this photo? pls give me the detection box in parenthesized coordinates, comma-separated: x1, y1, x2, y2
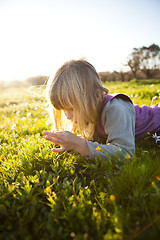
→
(43, 59, 160, 160)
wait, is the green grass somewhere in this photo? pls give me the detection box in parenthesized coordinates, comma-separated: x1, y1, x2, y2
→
(0, 80, 160, 240)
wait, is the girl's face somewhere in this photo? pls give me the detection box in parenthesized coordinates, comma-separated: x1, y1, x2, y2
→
(63, 109, 73, 121)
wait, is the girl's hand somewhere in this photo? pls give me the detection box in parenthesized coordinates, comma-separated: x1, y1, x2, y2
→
(42, 130, 90, 156)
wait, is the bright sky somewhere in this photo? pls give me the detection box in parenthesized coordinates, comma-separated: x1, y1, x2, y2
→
(0, 0, 160, 81)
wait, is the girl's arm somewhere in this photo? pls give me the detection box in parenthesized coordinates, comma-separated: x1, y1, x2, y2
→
(87, 98, 135, 160)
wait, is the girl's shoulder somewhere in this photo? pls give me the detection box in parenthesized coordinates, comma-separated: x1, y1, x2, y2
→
(103, 93, 133, 105)
(102, 93, 135, 117)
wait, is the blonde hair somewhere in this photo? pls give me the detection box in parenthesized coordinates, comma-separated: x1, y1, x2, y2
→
(46, 59, 108, 139)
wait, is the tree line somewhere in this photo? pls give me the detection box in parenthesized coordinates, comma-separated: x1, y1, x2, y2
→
(99, 43, 160, 82)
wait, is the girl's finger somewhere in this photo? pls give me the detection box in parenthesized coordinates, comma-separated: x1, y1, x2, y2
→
(52, 146, 66, 153)
(43, 131, 62, 139)
(45, 136, 63, 144)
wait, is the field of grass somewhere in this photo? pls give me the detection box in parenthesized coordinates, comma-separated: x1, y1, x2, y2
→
(0, 79, 160, 240)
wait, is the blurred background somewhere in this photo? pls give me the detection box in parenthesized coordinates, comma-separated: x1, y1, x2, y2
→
(0, 0, 160, 87)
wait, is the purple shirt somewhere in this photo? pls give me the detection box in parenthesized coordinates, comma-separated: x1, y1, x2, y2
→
(96, 93, 160, 140)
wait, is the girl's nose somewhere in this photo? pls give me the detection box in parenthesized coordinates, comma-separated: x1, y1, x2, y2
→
(67, 114, 72, 120)
(64, 110, 73, 120)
